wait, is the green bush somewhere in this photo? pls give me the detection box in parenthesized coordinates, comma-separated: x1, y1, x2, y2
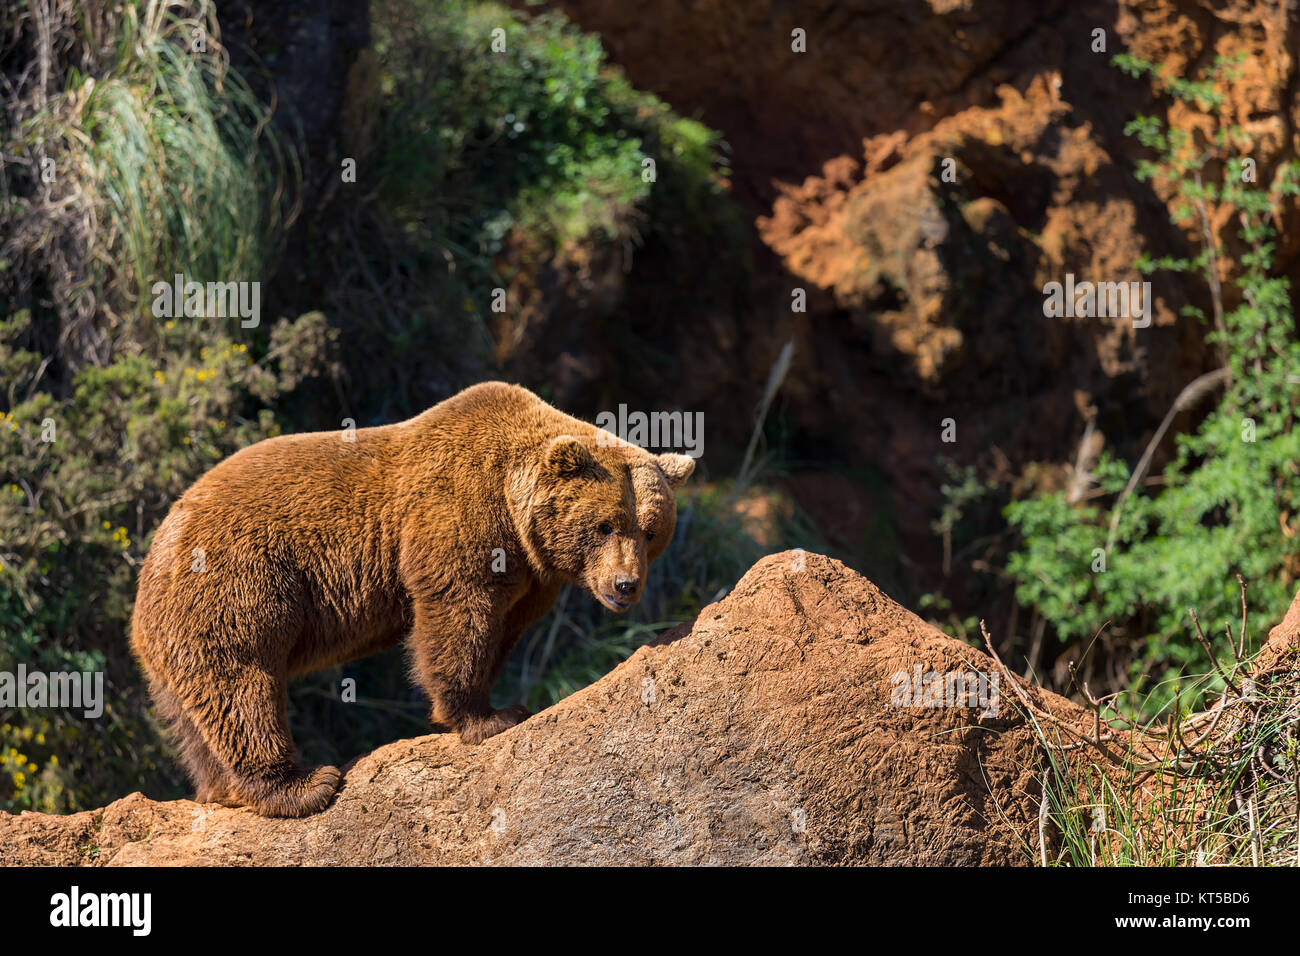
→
(0, 306, 334, 810)
(307, 0, 743, 419)
(1003, 53, 1300, 713)
(367, 0, 731, 257)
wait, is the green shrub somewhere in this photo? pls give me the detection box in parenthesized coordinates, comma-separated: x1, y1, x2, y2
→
(0, 306, 333, 811)
(1002, 53, 1300, 714)
(367, 0, 731, 257)
(307, 0, 743, 419)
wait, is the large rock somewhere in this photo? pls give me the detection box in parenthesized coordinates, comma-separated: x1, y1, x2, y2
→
(0, 552, 1088, 865)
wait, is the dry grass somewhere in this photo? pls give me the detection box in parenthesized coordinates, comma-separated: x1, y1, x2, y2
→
(985, 597, 1300, 866)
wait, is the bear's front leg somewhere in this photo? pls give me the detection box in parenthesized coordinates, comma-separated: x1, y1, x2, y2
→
(455, 702, 533, 745)
(406, 601, 531, 745)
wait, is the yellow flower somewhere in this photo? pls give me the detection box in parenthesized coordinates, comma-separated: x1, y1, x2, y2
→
(35, 733, 44, 745)
(154, 371, 165, 383)
(49, 755, 58, 766)
(26, 763, 36, 774)
(13, 772, 24, 787)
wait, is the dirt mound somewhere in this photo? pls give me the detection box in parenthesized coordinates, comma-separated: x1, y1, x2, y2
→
(0, 551, 1090, 866)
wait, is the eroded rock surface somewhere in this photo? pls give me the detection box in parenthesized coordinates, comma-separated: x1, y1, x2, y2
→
(0, 552, 1088, 866)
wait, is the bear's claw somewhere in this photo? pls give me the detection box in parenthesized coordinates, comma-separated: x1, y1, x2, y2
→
(458, 705, 532, 745)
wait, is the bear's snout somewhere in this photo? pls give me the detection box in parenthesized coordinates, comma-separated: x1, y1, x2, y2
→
(592, 568, 643, 612)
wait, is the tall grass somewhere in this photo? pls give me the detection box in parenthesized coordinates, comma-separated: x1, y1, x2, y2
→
(989, 612, 1300, 866)
(2, 0, 294, 360)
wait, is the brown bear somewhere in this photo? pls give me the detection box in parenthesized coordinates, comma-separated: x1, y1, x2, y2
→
(130, 381, 694, 817)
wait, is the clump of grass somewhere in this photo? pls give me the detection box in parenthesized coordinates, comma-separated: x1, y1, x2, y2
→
(1, 0, 294, 364)
(984, 595, 1300, 866)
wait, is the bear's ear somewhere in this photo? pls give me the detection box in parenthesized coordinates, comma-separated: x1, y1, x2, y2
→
(656, 452, 695, 488)
(545, 435, 593, 478)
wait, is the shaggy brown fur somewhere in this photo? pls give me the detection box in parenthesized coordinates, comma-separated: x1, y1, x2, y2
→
(130, 382, 694, 817)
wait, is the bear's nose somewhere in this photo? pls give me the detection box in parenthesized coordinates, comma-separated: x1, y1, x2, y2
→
(614, 576, 638, 596)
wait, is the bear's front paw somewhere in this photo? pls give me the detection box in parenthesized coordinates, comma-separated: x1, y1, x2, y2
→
(458, 704, 532, 745)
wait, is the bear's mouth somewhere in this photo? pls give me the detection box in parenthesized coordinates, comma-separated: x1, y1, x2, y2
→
(598, 591, 634, 612)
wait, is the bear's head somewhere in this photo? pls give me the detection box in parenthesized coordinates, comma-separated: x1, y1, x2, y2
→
(521, 435, 694, 611)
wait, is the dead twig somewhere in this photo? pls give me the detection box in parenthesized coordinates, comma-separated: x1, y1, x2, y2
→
(1105, 367, 1230, 554)
(1189, 608, 1243, 697)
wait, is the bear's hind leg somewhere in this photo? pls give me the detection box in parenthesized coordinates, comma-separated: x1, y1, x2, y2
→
(181, 667, 340, 818)
(176, 711, 241, 806)
(147, 679, 238, 805)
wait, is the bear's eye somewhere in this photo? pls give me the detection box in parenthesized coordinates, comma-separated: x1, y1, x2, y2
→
(598, 522, 614, 536)
(644, 530, 656, 542)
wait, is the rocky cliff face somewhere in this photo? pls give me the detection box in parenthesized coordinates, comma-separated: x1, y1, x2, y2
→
(516, 0, 1300, 566)
(0, 553, 1088, 866)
